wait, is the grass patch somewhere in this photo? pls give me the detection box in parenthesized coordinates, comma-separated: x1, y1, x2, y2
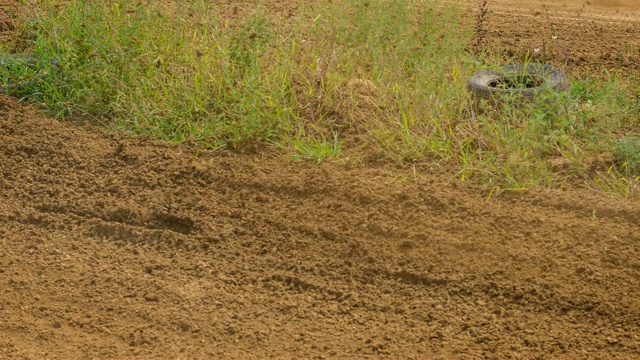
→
(282, 132, 342, 164)
(614, 137, 640, 175)
(5, 1, 293, 147)
(1, 0, 639, 197)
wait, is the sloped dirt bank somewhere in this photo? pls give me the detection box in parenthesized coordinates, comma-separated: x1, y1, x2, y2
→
(1, 94, 639, 358)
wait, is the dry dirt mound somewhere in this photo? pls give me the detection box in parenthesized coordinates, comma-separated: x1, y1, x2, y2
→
(1, 93, 639, 359)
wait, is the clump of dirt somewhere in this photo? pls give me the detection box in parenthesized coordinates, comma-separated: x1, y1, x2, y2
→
(338, 78, 397, 132)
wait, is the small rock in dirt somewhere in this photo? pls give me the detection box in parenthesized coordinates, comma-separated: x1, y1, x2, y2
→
(144, 293, 159, 302)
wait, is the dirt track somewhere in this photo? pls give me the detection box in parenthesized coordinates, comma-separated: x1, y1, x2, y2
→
(1, 1, 640, 359)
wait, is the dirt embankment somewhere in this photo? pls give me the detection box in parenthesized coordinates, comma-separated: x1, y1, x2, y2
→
(1, 94, 640, 358)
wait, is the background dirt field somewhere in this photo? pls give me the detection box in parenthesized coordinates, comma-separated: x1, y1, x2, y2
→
(465, 0, 640, 74)
(1, 1, 640, 359)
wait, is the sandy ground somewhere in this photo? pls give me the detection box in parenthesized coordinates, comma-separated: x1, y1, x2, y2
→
(1, 1, 639, 359)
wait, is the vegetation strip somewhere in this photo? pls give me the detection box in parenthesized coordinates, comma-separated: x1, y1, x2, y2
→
(0, 0, 638, 196)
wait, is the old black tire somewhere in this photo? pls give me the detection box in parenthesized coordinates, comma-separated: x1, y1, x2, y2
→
(468, 63, 568, 101)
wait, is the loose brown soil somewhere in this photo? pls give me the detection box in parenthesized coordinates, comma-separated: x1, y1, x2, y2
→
(1, 1, 640, 359)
